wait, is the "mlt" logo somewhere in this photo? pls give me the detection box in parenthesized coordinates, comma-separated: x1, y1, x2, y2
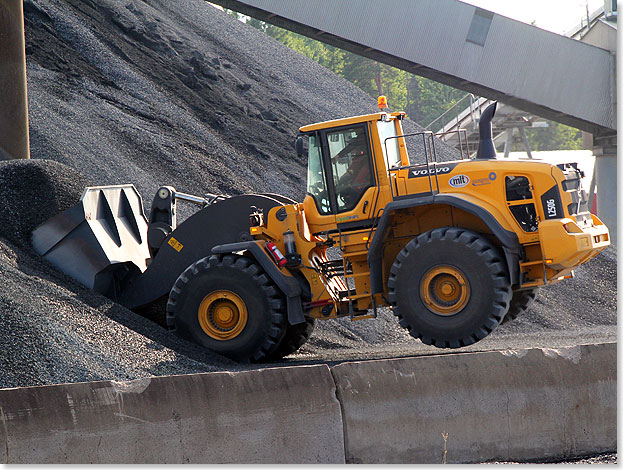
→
(448, 174, 470, 188)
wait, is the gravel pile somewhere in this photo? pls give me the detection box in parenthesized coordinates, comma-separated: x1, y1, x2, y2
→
(0, 159, 90, 244)
(0, 0, 613, 388)
(25, 0, 456, 215)
(484, 451, 617, 465)
(0, 160, 242, 388)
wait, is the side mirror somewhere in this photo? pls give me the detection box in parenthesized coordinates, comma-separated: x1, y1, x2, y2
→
(295, 136, 304, 157)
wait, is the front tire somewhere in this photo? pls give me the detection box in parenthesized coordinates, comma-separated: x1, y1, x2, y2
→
(387, 227, 511, 348)
(166, 255, 286, 362)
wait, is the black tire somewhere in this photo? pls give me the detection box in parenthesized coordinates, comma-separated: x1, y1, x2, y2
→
(265, 317, 316, 360)
(166, 254, 287, 363)
(502, 288, 539, 324)
(387, 227, 512, 348)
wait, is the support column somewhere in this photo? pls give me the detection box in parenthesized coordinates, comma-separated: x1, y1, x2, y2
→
(594, 151, 617, 246)
(503, 129, 512, 158)
(517, 126, 533, 159)
(592, 130, 617, 246)
(0, 0, 30, 160)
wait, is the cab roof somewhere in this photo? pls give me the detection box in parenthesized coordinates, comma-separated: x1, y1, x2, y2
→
(299, 112, 405, 133)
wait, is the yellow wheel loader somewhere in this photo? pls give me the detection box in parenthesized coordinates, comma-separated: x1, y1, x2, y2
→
(32, 102, 610, 362)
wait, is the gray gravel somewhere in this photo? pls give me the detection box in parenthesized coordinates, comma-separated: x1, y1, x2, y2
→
(0, 0, 613, 390)
(483, 452, 617, 464)
(25, 0, 456, 217)
(0, 160, 239, 388)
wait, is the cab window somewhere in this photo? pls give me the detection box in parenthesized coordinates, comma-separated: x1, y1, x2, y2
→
(306, 134, 331, 214)
(377, 120, 402, 168)
(505, 175, 538, 232)
(327, 126, 374, 213)
(505, 175, 533, 200)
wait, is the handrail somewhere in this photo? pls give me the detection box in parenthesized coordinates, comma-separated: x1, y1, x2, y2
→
(384, 131, 437, 199)
(425, 93, 476, 132)
(383, 128, 471, 201)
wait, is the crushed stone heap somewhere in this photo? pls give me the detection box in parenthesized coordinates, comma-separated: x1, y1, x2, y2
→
(0, 0, 612, 388)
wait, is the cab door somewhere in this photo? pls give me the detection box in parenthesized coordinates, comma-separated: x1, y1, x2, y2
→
(323, 124, 376, 229)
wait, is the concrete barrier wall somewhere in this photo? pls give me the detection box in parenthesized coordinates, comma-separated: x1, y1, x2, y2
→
(331, 343, 616, 464)
(0, 343, 616, 463)
(0, 365, 345, 464)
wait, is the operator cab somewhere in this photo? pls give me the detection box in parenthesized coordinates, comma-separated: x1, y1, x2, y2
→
(297, 111, 407, 233)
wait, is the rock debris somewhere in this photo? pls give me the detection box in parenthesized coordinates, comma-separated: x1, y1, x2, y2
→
(0, 0, 613, 389)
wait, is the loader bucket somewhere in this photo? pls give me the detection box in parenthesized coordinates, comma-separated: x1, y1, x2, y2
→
(32, 185, 150, 299)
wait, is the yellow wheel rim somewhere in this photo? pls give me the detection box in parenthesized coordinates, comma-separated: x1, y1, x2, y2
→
(420, 265, 470, 316)
(198, 290, 248, 340)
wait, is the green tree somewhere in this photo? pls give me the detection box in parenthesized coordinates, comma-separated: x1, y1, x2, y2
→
(518, 122, 583, 151)
(246, 17, 274, 34)
(408, 77, 467, 128)
(252, 22, 345, 74)
(223, 8, 241, 20)
(341, 54, 379, 95)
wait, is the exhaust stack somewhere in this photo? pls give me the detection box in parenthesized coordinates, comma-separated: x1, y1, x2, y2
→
(476, 102, 497, 160)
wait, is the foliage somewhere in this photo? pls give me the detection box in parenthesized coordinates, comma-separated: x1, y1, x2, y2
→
(262, 23, 346, 74)
(520, 122, 584, 151)
(406, 76, 466, 127)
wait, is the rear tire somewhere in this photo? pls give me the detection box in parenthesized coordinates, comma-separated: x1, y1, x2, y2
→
(388, 227, 511, 348)
(166, 255, 286, 362)
(502, 288, 539, 324)
(265, 317, 316, 360)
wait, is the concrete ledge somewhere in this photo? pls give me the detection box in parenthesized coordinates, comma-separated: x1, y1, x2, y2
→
(0, 365, 345, 464)
(331, 342, 616, 463)
(0, 343, 615, 463)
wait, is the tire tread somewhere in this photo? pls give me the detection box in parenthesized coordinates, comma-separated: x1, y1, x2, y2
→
(167, 254, 286, 362)
(387, 227, 512, 348)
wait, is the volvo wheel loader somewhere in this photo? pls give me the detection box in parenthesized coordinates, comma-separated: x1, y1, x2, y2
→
(32, 102, 610, 362)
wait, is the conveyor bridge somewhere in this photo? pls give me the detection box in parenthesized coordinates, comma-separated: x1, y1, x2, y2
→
(212, 0, 616, 136)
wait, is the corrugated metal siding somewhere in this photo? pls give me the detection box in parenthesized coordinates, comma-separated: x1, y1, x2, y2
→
(215, 0, 615, 131)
